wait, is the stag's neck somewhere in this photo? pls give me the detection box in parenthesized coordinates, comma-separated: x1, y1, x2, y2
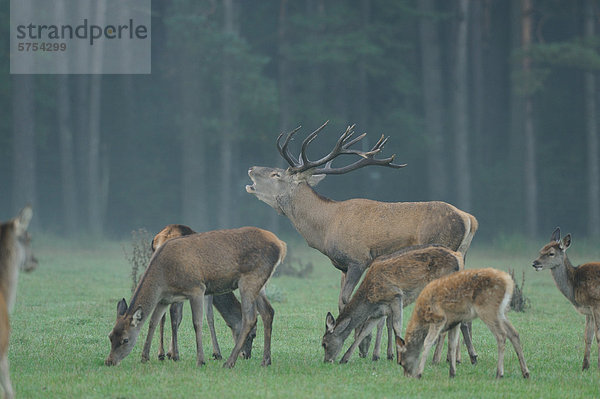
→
(550, 257, 577, 306)
(284, 183, 337, 250)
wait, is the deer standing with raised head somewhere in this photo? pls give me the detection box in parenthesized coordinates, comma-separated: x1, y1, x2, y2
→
(0, 206, 37, 399)
(105, 227, 286, 368)
(532, 227, 600, 370)
(150, 224, 255, 362)
(246, 121, 478, 361)
(396, 268, 530, 379)
(322, 245, 464, 364)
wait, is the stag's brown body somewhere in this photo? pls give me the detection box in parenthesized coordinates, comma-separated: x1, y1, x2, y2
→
(0, 206, 36, 399)
(533, 228, 600, 370)
(397, 268, 530, 379)
(322, 245, 466, 363)
(106, 227, 286, 369)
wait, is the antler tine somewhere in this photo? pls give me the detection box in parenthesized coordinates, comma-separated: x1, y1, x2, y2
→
(314, 154, 407, 175)
(300, 120, 329, 166)
(277, 125, 302, 167)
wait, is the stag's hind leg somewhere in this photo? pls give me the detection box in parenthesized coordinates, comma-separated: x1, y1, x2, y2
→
(583, 315, 594, 370)
(447, 325, 461, 378)
(167, 302, 183, 361)
(224, 285, 259, 369)
(255, 289, 275, 366)
(189, 293, 207, 367)
(205, 295, 223, 360)
(591, 308, 600, 370)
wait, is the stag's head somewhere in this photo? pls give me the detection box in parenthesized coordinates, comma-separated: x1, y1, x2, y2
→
(246, 121, 406, 213)
(105, 298, 143, 366)
(532, 227, 571, 271)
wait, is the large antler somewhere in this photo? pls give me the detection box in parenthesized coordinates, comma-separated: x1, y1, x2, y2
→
(276, 121, 406, 175)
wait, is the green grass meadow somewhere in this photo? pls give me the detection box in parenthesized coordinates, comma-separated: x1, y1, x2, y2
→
(10, 236, 600, 398)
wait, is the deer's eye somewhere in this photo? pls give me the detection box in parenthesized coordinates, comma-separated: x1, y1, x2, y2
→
(121, 338, 129, 345)
(548, 252, 555, 257)
(271, 172, 281, 178)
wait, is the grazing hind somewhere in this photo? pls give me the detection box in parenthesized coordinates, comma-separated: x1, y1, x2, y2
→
(533, 227, 600, 370)
(397, 268, 529, 379)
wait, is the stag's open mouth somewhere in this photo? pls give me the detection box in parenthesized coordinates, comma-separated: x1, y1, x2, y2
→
(246, 169, 257, 193)
(532, 264, 543, 271)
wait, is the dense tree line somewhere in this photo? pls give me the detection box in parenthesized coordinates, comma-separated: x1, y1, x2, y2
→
(2, 0, 600, 242)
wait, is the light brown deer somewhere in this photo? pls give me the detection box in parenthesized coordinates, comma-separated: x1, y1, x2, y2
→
(105, 227, 286, 368)
(247, 121, 478, 360)
(396, 268, 530, 379)
(532, 227, 600, 370)
(150, 224, 255, 362)
(0, 205, 36, 399)
(322, 245, 465, 363)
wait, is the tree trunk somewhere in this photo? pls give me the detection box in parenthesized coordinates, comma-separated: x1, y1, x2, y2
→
(522, 0, 537, 238)
(218, 0, 238, 229)
(11, 75, 36, 214)
(419, 0, 448, 201)
(454, 0, 471, 211)
(585, 0, 600, 237)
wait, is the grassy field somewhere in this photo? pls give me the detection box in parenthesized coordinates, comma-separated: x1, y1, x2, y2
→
(9, 235, 600, 398)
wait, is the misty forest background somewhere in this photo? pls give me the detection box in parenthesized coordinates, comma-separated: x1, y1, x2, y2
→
(3, 0, 600, 243)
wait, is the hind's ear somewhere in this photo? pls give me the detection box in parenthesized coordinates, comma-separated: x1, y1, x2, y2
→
(117, 298, 128, 317)
(14, 205, 33, 235)
(131, 307, 143, 327)
(561, 234, 572, 250)
(551, 227, 561, 243)
(326, 312, 336, 333)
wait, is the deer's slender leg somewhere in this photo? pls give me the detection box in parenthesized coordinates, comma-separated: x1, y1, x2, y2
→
(142, 303, 168, 363)
(503, 319, 530, 378)
(370, 318, 386, 361)
(189, 293, 206, 367)
(255, 290, 275, 366)
(168, 302, 183, 361)
(461, 321, 478, 364)
(432, 333, 446, 364)
(224, 284, 258, 368)
(416, 322, 445, 378)
(340, 317, 381, 364)
(447, 325, 461, 378)
(205, 295, 222, 360)
(158, 313, 166, 361)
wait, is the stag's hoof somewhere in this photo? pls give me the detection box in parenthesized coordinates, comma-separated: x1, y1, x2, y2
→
(372, 354, 380, 362)
(470, 355, 478, 365)
(523, 371, 530, 379)
(167, 352, 179, 361)
(582, 359, 590, 370)
(158, 354, 166, 361)
(196, 360, 206, 367)
(495, 372, 504, 379)
(387, 353, 394, 361)
(141, 355, 149, 363)
(212, 353, 223, 360)
(223, 360, 235, 369)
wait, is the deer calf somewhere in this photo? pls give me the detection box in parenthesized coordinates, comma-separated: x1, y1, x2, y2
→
(397, 268, 530, 379)
(322, 245, 470, 364)
(532, 227, 600, 370)
(106, 227, 286, 368)
(151, 224, 255, 362)
(0, 206, 36, 399)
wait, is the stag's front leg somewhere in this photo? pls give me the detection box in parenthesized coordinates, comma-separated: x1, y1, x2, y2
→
(189, 293, 206, 367)
(142, 303, 169, 363)
(205, 295, 222, 360)
(389, 296, 403, 361)
(461, 321, 478, 364)
(224, 285, 258, 368)
(370, 318, 386, 361)
(417, 323, 445, 378)
(340, 317, 380, 364)
(158, 313, 167, 361)
(592, 309, 600, 370)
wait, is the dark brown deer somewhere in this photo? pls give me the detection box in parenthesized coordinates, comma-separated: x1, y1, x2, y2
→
(322, 245, 466, 364)
(105, 227, 286, 368)
(0, 206, 36, 399)
(150, 224, 255, 362)
(532, 227, 600, 370)
(396, 268, 530, 379)
(246, 121, 478, 360)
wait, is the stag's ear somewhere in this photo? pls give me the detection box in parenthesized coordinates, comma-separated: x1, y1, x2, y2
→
(117, 298, 128, 317)
(131, 307, 143, 327)
(326, 312, 336, 333)
(14, 205, 33, 236)
(551, 227, 561, 243)
(307, 174, 326, 187)
(561, 234, 572, 250)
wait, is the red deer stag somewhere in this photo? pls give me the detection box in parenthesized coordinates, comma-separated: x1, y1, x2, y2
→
(322, 245, 463, 363)
(150, 224, 255, 362)
(105, 227, 286, 368)
(246, 121, 478, 361)
(532, 227, 600, 370)
(396, 268, 530, 379)
(0, 205, 36, 399)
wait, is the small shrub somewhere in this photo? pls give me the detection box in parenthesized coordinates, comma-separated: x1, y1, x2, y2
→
(509, 268, 530, 312)
(123, 228, 153, 294)
(273, 246, 313, 278)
